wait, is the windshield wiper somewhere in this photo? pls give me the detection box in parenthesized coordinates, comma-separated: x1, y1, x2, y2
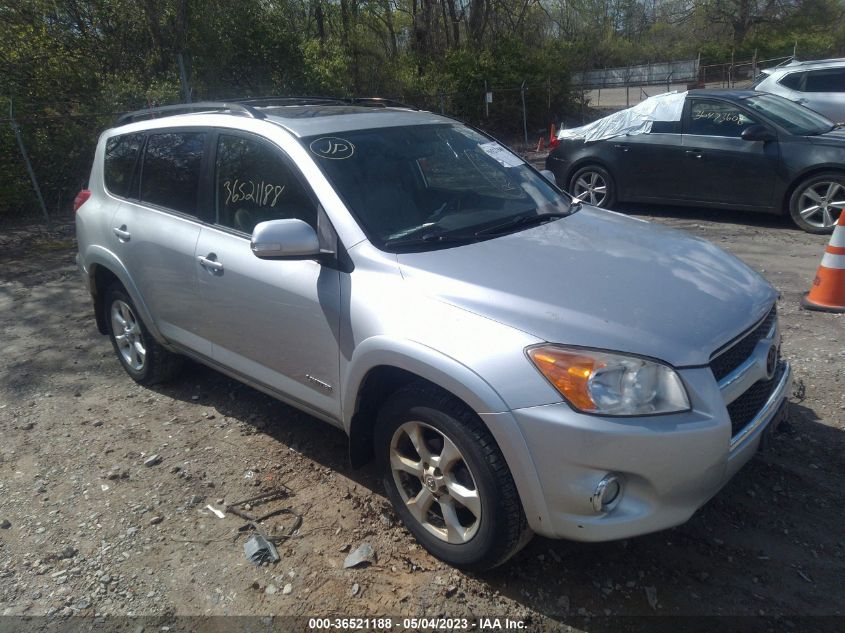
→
(383, 231, 479, 248)
(473, 211, 571, 236)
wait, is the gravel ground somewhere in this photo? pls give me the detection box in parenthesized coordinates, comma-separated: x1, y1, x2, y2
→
(0, 190, 843, 632)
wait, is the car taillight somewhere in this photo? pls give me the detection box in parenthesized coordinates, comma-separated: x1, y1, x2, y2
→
(73, 189, 91, 213)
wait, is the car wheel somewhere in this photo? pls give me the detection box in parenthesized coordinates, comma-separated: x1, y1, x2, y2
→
(104, 284, 182, 385)
(569, 165, 616, 208)
(375, 382, 531, 571)
(789, 172, 845, 234)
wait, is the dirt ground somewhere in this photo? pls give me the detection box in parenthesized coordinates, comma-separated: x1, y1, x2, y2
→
(1, 188, 843, 631)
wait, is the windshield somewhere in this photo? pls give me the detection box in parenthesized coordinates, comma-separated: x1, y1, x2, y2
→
(302, 124, 572, 252)
(743, 93, 833, 135)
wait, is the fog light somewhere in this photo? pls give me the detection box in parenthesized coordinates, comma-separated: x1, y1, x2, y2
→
(591, 474, 622, 513)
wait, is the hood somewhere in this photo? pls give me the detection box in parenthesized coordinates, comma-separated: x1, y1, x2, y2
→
(809, 127, 845, 146)
(396, 207, 777, 367)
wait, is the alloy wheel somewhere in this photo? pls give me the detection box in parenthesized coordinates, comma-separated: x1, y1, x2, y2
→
(573, 171, 608, 206)
(389, 421, 482, 544)
(110, 300, 146, 372)
(797, 181, 845, 229)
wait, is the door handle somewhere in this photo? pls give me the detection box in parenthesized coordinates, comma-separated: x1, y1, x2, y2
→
(685, 150, 703, 159)
(113, 226, 130, 241)
(197, 255, 224, 272)
(613, 144, 630, 152)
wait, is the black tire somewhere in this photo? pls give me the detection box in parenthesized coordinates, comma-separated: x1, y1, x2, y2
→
(569, 164, 616, 208)
(788, 171, 845, 234)
(104, 284, 182, 385)
(374, 381, 531, 571)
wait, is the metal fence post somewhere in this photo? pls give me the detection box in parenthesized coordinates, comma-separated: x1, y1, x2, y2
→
(8, 99, 51, 228)
(520, 81, 527, 146)
(177, 53, 192, 103)
(484, 80, 489, 118)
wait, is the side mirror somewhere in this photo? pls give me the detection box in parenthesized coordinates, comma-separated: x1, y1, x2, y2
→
(741, 124, 776, 142)
(540, 169, 557, 185)
(251, 219, 320, 260)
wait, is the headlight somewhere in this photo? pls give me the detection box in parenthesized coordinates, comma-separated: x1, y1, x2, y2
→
(526, 345, 690, 416)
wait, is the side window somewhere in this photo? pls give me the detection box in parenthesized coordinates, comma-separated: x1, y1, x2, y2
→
(215, 134, 317, 235)
(104, 133, 144, 197)
(804, 69, 845, 93)
(140, 132, 206, 215)
(688, 100, 758, 137)
(649, 121, 680, 134)
(779, 72, 804, 91)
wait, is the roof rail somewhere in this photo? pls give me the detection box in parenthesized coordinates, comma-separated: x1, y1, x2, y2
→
(777, 56, 845, 68)
(116, 101, 265, 126)
(348, 97, 418, 110)
(233, 96, 347, 107)
(232, 95, 419, 110)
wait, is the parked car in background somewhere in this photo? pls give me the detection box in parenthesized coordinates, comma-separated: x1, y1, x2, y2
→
(752, 58, 845, 122)
(546, 90, 845, 233)
(76, 98, 790, 570)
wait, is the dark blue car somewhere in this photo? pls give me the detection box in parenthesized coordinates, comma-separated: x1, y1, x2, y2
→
(546, 90, 845, 233)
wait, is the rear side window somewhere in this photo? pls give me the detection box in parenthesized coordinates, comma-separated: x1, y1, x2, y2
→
(214, 134, 317, 234)
(104, 134, 143, 197)
(649, 121, 680, 134)
(140, 132, 206, 215)
(779, 72, 804, 90)
(804, 69, 845, 93)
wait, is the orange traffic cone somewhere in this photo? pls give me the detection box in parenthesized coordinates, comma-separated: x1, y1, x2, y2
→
(548, 123, 557, 145)
(536, 136, 543, 152)
(802, 212, 845, 313)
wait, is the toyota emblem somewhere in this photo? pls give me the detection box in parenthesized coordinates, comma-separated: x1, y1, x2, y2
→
(766, 344, 778, 379)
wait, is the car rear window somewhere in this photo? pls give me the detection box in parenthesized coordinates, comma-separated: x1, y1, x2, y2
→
(139, 132, 206, 216)
(104, 133, 144, 198)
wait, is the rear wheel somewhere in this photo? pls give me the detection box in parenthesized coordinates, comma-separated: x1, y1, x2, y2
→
(569, 165, 616, 208)
(375, 382, 531, 571)
(788, 172, 845, 234)
(104, 285, 182, 385)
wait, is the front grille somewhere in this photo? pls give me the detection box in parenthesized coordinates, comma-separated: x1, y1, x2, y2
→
(710, 306, 777, 381)
(726, 364, 783, 436)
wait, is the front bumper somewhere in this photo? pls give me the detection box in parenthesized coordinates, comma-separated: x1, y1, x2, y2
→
(510, 361, 791, 541)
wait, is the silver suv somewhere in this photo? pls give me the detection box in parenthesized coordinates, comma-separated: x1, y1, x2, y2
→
(753, 58, 845, 121)
(75, 98, 791, 570)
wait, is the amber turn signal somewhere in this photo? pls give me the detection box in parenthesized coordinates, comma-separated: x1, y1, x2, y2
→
(527, 347, 604, 411)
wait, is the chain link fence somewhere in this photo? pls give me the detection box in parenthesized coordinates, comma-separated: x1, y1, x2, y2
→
(573, 53, 798, 110)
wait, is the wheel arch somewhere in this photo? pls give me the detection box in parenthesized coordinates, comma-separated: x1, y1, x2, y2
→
(342, 337, 553, 534)
(84, 246, 164, 342)
(782, 165, 845, 214)
(566, 158, 615, 193)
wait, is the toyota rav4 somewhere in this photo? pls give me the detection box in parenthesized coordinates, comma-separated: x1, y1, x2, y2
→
(75, 98, 791, 570)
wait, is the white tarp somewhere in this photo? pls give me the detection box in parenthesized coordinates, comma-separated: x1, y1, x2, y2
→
(558, 91, 688, 143)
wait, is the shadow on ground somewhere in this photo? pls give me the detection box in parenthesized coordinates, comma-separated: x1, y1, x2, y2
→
(150, 359, 845, 621)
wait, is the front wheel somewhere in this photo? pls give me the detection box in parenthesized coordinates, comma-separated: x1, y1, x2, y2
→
(569, 165, 616, 208)
(375, 382, 531, 571)
(788, 172, 845, 234)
